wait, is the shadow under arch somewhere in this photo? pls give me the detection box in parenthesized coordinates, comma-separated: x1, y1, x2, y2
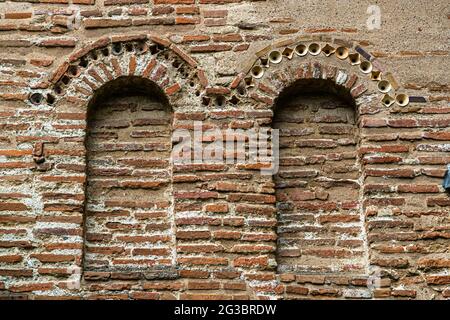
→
(272, 77, 367, 276)
(81, 75, 178, 279)
(87, 76, 172, 114)
(273, 78, 357, 113)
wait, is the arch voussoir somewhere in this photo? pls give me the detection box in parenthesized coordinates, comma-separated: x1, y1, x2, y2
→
(229, 37, 427, 111)
(27, 34, 207, 110)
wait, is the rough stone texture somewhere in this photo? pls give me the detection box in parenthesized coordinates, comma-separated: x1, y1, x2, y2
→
(0, 0, 448, 300)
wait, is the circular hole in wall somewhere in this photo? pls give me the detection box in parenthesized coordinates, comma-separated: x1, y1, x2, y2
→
(101, 48, 110, 57)
(112, 43, 123, 55)
(378, 80, 391, 93)
(360, 62, 372, 73)
(29, 93, 44, 105)
(68, 65, 80, 77)
(237, 84, 246, 96)
(216, 95, 226, 107)
(308, 43, 321, 55)
(135, 42, 147, 54)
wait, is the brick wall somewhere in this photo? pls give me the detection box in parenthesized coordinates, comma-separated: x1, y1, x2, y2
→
(274, 82, 366, 276)
(0, 0, 448, 300)
(84, 84, 175, 272)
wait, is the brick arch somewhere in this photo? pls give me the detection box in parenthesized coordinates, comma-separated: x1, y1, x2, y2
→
(28, 34, 208, 110)
(27, 35, 211, 292)
(227, 45, 430, 298)
(81, 75, 176, 276)
(272, 78, 367, 276)
(232, 59, 376, 112)
(227, 37, 426, 111)
(226, 51, 388, 298)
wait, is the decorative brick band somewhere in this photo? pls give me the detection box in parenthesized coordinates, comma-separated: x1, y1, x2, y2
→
(231, 36, 428, 109)
(27, 34, 208, 109)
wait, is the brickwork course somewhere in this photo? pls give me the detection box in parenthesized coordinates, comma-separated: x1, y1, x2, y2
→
(0, 0, 449, 300)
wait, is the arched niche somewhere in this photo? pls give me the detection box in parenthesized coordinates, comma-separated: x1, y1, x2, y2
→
(82, 76, 176, 275)
(273, 79, 366, 275)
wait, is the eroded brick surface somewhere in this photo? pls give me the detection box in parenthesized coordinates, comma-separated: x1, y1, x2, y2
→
(85, 93, 174, 271)
(275, 90, 365, 275)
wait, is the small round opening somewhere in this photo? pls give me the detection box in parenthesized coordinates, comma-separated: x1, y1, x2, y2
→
(269, 51, 282, 63)
(336, 47, 348, 59)
(216, 95, 226, 107)
(251, 66, 264, 79)
(308, 43, 321, 55)
(29, 93, 43, 105)
(237, 85, 246, 96)
(135, 42, 146, 53)
(68, 65, 79, 76)
(295, 45, 307, 56)
(54, 84, 64, 96)
(112, 43, 123, 55)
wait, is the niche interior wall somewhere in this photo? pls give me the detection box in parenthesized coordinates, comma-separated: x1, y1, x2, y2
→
(0, 0, 448, 300)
